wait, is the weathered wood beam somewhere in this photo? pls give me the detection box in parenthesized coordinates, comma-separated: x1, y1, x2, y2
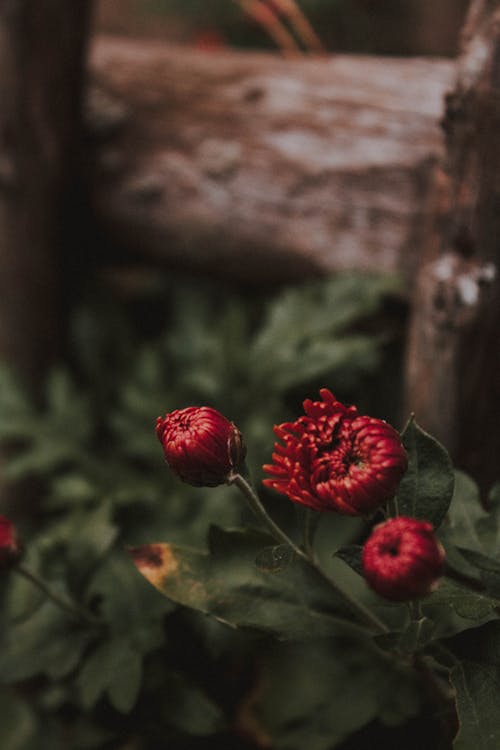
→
(405, 0, 500, 487)
(86, 37, 454, 283)
(0, 0, 93, 384)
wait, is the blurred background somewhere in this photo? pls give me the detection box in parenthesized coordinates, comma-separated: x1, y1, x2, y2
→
(96, 0, 469, 56)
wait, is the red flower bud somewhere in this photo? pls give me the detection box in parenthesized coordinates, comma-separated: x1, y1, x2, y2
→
(0, 516, 23, 571)
(362, 516, 445, 601)
(263, 389, 407, 516)
(156, 406, 246, 487)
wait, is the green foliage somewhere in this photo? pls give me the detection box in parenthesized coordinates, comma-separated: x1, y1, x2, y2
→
(0, 271, 396, 518)
(0, 600, 93, 683)
(3, 269, 498, 749)
(254, 639, 420, 750)
(390, 417, 454, 528)
(440, 474, 500, 601)
(448, 622, 500, 750)
(77, 636, 143, 713)
(0, 691, 39, 750)
(132, 525, 370, 641)
(0, 272, 402, 749)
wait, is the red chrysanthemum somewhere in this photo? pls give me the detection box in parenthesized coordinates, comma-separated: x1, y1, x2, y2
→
(262, 389, 407, 515)
(362, 516, 445, 601)
(156, 406, 246, 487)
(0, 516, 23, 572)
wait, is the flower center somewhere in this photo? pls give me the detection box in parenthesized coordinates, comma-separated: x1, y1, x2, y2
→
(381, 541, 400, 557)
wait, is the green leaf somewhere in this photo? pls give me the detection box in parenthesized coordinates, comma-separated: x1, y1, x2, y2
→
(86, 550, 173, 653)
(46, 474, 98, 509)
(489, 482, 500, 507)
(251, 273, 397, 393)
(0, 600, 92, 682)
(162, 673, 225, 736)
(440, 472, 485, 551)
(255, 544, 296, 573)
(449, 623, 500, 749)
(131, 527, 373, 641)
(254, 639, 419, 750)
(335, 545, 363, 576)
(77, 636, 142, 713)
(452, 661, 500, 750)
(456, 548, 500, 600)
(440, 473, 500, 590)
(423, 578, 497, 631)
(0, 691, 38, 750)
(393, 417, 454, 528)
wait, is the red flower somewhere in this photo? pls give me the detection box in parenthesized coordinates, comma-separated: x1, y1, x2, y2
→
(263, 389, 407, 515)
(362, 516, 445, 601)
(0, 516, 23, 571)
(156, 406, 246, 487)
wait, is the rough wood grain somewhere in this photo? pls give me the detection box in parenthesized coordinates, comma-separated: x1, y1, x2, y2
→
(405, 0, 500, 487)
(86, 37, 455, 283)
(0, 0, 92, 384)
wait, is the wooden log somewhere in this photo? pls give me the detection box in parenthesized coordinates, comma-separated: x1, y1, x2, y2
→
(86, 37, 455, 283)
(405, 0, 500, 488)
(0, 1, 92, 514)
(0, 1, 92, 385)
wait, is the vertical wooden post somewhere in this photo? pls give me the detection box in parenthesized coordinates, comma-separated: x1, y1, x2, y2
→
(0, 1, 93, 386)
(405, 0, 500, 491)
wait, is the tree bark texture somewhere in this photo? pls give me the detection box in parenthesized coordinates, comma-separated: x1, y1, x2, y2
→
(86, 37, 454, 283)
(405, 0, 500, 488)
(0, 0, 92, 385)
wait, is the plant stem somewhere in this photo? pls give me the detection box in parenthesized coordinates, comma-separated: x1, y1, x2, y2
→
(302, 508, 318, 557)
(229, 472, 388, 635)
(409, 599, 423, 622)
(15, 564, 101, 627)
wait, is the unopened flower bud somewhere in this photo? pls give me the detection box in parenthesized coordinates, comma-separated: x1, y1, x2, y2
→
(156, 406, 246, 487)
(0, 516, 23, 572)
(362, 516, 445, 601)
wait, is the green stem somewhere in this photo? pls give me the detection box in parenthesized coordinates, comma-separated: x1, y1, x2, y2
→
(408, 599, 423, 622)
(15, 564, 101, 627)
(229, 472, 388, 635)
(302, 508, 317, 558)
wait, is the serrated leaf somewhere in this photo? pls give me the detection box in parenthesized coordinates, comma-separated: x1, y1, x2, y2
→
(452, 660, 500, 750)
(77, 637, 142, 713)
(449, 623, 500, 749)
(86, 550, 172, 652)
(393, 418, 454, 528)
(130, 527, 374, 640)
(251, 273, 396, 394)
(423, 578, 497, 628)
(0, 599, 92, 682)
(440, 472, 484, 551)
(440, 472, 500, 591)
(456, 548, 500, 600)
(37, 502, 119, 592)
